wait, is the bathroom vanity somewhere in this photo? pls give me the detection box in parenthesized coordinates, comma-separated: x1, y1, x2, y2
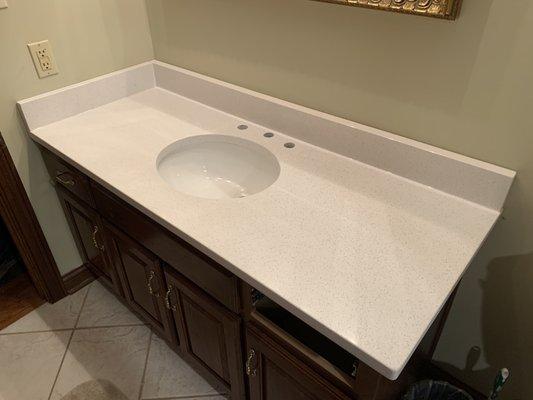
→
(19, 61, 515, 399)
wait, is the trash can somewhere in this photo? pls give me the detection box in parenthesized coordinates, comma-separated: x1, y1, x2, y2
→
(403, 380, 473, 400)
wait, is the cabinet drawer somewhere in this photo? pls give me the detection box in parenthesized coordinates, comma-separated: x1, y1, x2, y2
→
(41, 148, 95, 207)
(92, 183, 240, 312)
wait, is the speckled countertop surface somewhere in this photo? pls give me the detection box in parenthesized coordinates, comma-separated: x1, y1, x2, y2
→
(27, 86, 502, 380)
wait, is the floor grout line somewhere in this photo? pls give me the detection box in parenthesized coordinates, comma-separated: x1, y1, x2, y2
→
(47, 285, 91, 400)
(0, 322, 147, 336)
(3, 282, 227, 400)
(75, 323, 148, 331)
(138, 329, 154, 400)
(74, 282, 93, 329)
(0, 328, 74, 336)
(72, 284, 91, 330)
(47, 329, 75, 400)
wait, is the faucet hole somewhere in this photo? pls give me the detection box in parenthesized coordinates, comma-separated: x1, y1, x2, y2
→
(263, 132, 274, 138)
(237, 124, 248, 130)
(284, 142, 295, 149)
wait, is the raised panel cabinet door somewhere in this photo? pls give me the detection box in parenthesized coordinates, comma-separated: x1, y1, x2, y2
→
(164, 268, 245, 400)
(103, 221, 176, 344)
(57, 187, 121, 293)
(246, 326, 352, 400)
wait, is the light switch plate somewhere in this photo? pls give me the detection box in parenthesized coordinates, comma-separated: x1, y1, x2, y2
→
(0, 0, 8, 9)
(28, 40, 59, 78)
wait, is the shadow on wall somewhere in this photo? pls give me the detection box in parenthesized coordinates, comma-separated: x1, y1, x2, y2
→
(434, 250, 533, 399)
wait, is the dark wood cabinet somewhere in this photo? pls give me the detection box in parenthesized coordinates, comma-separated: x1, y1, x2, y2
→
(42, 146, 450, 400)
(57, 187, 121, 294)
(103, 221, 177, 344)
(91, 181, 241, 313)
(245, 325, 352, 400)
(164, 268, 245, 400)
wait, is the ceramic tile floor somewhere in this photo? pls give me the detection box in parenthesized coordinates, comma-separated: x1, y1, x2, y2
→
(0, 281, 228, 400)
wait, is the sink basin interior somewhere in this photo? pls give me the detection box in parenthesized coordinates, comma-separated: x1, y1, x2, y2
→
(157, 135, 281, 199)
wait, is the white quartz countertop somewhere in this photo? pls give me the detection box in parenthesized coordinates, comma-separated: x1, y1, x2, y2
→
(20, 63, 514, 380)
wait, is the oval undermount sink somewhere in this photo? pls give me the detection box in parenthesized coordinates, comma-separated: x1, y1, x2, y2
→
(157, 135, 280, 199)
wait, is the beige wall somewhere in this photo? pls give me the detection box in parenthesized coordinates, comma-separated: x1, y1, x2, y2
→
(146, 0, 533, 397)
(0, 0, 154, 274)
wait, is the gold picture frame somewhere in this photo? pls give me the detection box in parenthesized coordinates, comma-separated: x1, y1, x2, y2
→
(311, 0, 463, 20)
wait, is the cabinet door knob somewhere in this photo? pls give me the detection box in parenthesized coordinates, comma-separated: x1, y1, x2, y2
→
(147, 270, 160, 297)
(91, 225, 105, 251)
(246, 349, 257, 377)
(164, 285, 177, 311)
(55, 171, 75, 186)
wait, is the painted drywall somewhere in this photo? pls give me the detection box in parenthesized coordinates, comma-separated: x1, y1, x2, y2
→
(146, 0, 533, 397)
(0, 0, 154, 274)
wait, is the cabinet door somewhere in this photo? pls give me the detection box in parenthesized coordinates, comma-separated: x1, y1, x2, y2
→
(103, 221, 176, 344)
(57, 187, 121, 294)
(164, 268, 245, 400)
(246, 326, 352, 400)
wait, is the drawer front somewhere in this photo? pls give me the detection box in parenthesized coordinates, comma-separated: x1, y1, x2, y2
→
(92, 183, 240, 312)
(41, 148, 95, 207)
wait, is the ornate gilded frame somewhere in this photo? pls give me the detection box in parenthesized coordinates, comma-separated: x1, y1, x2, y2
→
(311, 0, 462, 20)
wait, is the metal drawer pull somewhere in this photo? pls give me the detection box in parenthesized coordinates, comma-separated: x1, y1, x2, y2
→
(351, 360, 358, 377)
(246, 349, 257, 377)
(91, 225, 104, 251)
(147, 270, 159, 297)
(55, 171, 75, 186)
(164, 285, 177, 311)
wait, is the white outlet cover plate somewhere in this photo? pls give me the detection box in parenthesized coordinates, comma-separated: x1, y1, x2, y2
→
(28, 40, 59, 78)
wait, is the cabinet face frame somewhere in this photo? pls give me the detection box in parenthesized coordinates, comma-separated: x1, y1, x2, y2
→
(310, 0, 462, 19)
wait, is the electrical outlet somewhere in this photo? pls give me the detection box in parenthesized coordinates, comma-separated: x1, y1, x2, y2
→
(28, 40, 59, 78)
